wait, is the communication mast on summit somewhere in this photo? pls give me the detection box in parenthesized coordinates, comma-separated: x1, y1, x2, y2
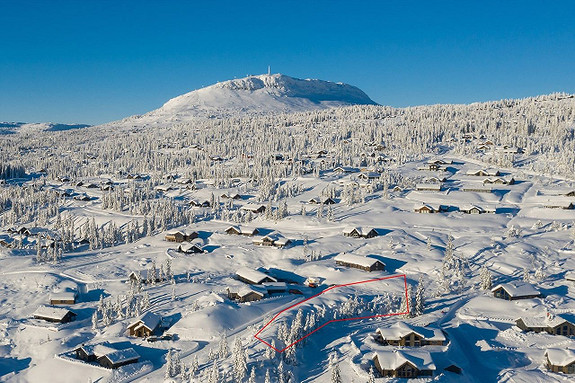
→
(267, 65, 271, 75)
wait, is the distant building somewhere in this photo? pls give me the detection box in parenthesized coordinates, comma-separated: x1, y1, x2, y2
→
(128, 270, 162, 284)
(189, 199, 211, 207)
(33, 306, 76, 323)
(50, 292, 77, 305)
(127, 312, 162, 337)
(375, 322, 446, 346)
(225, 225, 260, 236)
(483, 177, 515, 185)
(177, 241, 204, 254)
(516, 313, 575, 336)
(545, 348, 575, 374)
(75, 344, 140, 369)
(462, 184, 493, 193)
(334, 253, 385, 272)
(414, 204, 444, 214)
(221, 193, 241, 200)
(342, 227, 379, 239)
(308, 197, 336, 205)
(459, 205, 495, 214)
(226, 285, 266, 303)
(241, 204, 266, 214)
(164, 230, 198, 243)
(252, 232, 291, 248)
(491, 282, 541, 300)
(236, 267, 277, 285)
(415, 184, 442, 192)
(372, 350, 436, 378)
(466, 169, 500, 177)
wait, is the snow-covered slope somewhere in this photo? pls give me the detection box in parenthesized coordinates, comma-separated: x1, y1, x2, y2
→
(0, 122, 91, 135)
(136, 73, 377, 121)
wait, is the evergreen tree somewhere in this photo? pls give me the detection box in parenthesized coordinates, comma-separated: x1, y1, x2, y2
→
(233, 337, 247, 382)
(415, 277, 425, 316)
(480, 265, 493, 290)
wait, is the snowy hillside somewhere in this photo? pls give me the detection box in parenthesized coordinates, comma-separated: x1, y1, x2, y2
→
(0, 122, 91, 135)
(126, 73, 376, 122)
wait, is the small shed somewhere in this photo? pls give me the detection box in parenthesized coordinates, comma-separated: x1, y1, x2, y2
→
(50, 292, 77, 305)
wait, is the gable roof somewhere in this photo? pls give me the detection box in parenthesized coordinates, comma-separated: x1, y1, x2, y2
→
(77, 344, 117, 358)
(334, 253, 384, 268)
(373, 350, 436, 371)
(100, 348, 140, 364)
(128, 311, 161, 331)
(517, 313, 575, 328)
(545, 348, 575, 367)
(33, 306, 76, 321)
(491, 282, 540, 298)
(236, 267, 277, 284)
(376, 321, 446, 342)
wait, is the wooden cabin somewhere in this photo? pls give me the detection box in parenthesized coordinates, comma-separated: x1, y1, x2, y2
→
(342, 227, 379, 239)
(375, 322, 446, 346)
(227, 286, 266, 303)
(97, 348, 140, 369)
(225, 226, 260, 236)
(127, 312, 162, 337)
(373, 350, 436, 378)
(334, 253, 385, 272)
(491, 282, 541, 301)
(545, 348, 575, 374)
(50, 292, 77, 305)
(516, 314, 575, 337)
(241, 204, 266, 214)
(236, 267, 277, 285)
(164, 230, 198, 243)
(33, 306, 77, 323)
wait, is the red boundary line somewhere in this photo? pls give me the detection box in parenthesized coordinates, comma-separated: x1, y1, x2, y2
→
(253, 274, 409, 352)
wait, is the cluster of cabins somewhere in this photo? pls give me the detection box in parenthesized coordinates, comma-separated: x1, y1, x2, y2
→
(227, 267, 284, 303)
(0, 226, 61, 249)
(74, 344, 140, 369)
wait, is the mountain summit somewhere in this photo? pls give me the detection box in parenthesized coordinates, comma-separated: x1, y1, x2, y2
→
(141, 73, 377, 120)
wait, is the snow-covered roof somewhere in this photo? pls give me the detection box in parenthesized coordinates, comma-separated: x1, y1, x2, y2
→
(342, 227, 377, 236)
(517, 313, 575, 328)
(334, 253, 384, 268)
(376, 321, 446, 342)
(491, 282, 540, 298)
(566, 271, 575, 281)
(545, 348, 575, 367)
(416, 183, 442, 190)
(129, 311, 161, 331)
(236, 267, 277, 284)
(262, 282, 287, 292)
(101, 348, 140, 364)
(229, 285, 267, 298)
(373, 350, 436, 371)
(78, 344, 117, 358)
(33, 306, 76, 320)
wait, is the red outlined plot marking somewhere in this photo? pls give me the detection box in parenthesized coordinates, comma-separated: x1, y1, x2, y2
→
(254, 274, 409, 352)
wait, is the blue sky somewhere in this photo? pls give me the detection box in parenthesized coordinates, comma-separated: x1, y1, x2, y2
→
(1, 0, 575, 125)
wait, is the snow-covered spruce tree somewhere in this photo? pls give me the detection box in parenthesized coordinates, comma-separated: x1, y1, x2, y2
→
(480, 266, 493, 290)
(248, 367, 256, 383)
(91, 310, 98, 331)
(208, 361, 219, 383)
(522, 267, 531, 283)
(233, 337, 247, 382)
(414, 277, 425, 316)
(218, 333, 229, 359)
(264, 369, 271, 383)
(277, 360, 286, 383)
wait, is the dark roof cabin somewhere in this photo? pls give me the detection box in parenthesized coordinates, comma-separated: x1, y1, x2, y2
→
(373, 350, 436, 378)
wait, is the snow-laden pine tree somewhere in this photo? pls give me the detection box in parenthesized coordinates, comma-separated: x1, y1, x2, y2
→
(218, 333, 229, 359)
(233, 337, 247, 382)
(480, 266, 493, 290)
(208, 361, 219, 383)
(414, 277, 425, 316)
(248, 367, 256, 383)
(264, 369, 271, 383)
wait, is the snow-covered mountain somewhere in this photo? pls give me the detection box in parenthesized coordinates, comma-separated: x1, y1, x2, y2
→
(133, 73, 377, 121)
